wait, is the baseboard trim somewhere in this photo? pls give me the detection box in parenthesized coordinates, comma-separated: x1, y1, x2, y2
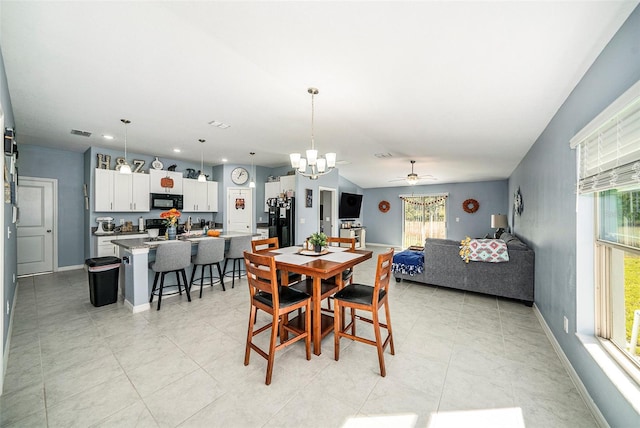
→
(1, 282, 19, 397)
(125, 299, 150, 314)
(533, 304, 609, 428)
(58, 264, 84, 272)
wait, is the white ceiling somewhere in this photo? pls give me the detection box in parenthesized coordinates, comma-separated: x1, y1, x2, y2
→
(1, 1, 637, 188)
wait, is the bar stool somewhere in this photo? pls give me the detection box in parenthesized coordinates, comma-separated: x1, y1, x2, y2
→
(149, 241, 192, 310)
(189, 237, 225, 298)
(223, 235, 253, 288)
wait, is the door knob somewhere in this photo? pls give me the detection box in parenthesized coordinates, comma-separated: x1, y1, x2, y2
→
(47, 230, 52, 233)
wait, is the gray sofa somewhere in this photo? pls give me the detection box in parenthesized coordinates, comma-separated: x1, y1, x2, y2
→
(394, 233, 534, 305)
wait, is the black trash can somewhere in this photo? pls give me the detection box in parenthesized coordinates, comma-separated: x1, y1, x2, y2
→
(85, 256, 121, 307)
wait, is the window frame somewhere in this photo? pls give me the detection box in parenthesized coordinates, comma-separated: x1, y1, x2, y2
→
(594, 193, 640, 385)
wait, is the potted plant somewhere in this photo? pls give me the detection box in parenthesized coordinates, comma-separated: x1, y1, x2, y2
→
(308, 232, 328, 253)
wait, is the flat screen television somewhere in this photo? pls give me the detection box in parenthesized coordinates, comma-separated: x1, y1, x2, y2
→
(339, 192, 363, 219)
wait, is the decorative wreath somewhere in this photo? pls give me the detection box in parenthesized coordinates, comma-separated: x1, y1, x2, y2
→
(378, 200, 391, 213)
(462, 198, 479, 214)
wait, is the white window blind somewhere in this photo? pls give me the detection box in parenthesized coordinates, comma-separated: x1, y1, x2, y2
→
(570, 80, 640, 194)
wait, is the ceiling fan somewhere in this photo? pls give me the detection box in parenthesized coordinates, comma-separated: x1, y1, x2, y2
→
(389, 160, 436, 185)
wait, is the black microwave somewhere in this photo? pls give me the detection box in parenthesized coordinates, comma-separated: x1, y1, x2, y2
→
(150, 193, 183, 210)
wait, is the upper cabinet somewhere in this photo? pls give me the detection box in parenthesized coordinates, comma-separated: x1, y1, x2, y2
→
(264, 174, 296, 211)
(149, 169, 183, 195)
(183, 178, 218, 212)
(94, 169, 150, 212)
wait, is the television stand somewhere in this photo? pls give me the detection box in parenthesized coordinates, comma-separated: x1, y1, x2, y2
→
(339, 227, 365, 248)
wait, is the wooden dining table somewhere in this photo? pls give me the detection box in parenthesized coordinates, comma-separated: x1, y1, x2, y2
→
(257, 245, 373, 355)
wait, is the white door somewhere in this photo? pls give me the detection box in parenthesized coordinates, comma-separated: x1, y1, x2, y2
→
(18, 178, 56, 276)
(227, 187, 253, 232)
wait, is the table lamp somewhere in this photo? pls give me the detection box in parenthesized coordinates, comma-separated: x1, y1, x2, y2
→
(491, 214, 509, 239)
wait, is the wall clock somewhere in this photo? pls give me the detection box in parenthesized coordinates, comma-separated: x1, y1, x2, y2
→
(231, 167, 249, 185)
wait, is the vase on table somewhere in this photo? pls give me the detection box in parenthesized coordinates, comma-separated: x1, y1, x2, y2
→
(167, 226, 177, 240)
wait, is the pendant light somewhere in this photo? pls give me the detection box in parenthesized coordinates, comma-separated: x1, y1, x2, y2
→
(289, 87, 336, 180)
(197, 139, 206, 182)
(249, 152, 256, 188)
(119, 119, 132, 174)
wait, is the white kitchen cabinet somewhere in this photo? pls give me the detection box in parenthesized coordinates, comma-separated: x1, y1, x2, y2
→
(206, 181, 218, 211)
(94, 233, 149, 257)
(131, 173, 150, 211)
(149, 169, 183, 194)
(256, 228, 269, 239)
(264, 175, 296, 211)
(95, 169, 149, 212)
(182, 178, 219, 212)
(339, 227, 366, 248)
(95, 168, 114, 211)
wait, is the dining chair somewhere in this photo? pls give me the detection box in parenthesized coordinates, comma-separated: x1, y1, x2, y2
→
(333, 248, 395, 377)
(149, 241, 192, 310)
(189, 237, 225, 298)
(327, 236, 356, 285)
(243, 251, 311, 385)
(251, 237, 302, 285)
(251, 236, 279, 252)
(223, 235, 253, 288)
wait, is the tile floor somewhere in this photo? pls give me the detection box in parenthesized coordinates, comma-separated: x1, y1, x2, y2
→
(1, 246, 598, 427)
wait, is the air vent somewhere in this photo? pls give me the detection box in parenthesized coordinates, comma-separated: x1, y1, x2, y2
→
(71, 129, 92, 137)
(208, 120, 231, 129)
(374, 152, 393, 158)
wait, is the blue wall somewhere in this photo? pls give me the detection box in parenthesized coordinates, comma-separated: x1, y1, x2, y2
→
(1, 46, 17, 358)
(363, 180, 508, 246)
(510, 6, 640, 426)
(20, 144, 85, 267)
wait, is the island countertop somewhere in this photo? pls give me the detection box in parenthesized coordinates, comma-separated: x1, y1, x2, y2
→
(113, 232, 257, 250)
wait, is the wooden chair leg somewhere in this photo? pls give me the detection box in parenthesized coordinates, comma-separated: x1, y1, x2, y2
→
(334, 300, 341, 361)
(305, 302, 311, 360)
(265, 313, 279, 385)
(385, 302, 395, 355)
(245, 305, 257, 366)
(372, 307, 386, 377)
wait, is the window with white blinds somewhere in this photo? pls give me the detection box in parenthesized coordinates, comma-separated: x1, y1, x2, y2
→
(570, 80, 640, 194)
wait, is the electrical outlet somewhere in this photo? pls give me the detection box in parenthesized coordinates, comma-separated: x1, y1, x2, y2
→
(120, 218, 125, 225)
(456, 217, 460, 222)
(259, 217, 262, 222)
(563, 316, 569, 333)
(300, 218, 305, 224)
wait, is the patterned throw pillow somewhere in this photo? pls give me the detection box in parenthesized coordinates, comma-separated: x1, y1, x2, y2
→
(460, 237, 509, 263)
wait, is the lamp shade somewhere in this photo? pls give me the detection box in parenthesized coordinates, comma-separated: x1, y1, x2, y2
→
(491, 214, 508, 229)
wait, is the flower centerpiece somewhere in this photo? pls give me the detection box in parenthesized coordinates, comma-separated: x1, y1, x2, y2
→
(308, 232, 328, 253)
(160, 208, 181, 240)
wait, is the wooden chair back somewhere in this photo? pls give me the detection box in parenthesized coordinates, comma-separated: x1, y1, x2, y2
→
(243, 251, 279, 305)
(374, 248, 394, 295)
(251, 236, 279, 252)
(327, 236, 356, 250)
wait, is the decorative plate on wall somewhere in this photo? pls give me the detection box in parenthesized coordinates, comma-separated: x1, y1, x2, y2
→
(514, 187, 523, 216)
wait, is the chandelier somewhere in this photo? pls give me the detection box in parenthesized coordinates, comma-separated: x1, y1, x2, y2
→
(289, 87, 336, 180)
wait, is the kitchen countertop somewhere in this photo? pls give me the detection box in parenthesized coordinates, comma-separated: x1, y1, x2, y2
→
(113, 232, 257, 250)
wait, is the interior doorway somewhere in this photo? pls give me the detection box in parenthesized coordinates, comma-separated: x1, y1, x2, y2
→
(227, 187, 253, 232)
(17, 177, 57, 276)
(318, 187, 338, 237)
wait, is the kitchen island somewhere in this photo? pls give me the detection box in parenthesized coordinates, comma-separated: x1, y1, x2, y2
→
(113, 233, 254, 312)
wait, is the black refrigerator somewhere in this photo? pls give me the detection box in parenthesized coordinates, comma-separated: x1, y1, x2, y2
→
(268, 197, 295, 247)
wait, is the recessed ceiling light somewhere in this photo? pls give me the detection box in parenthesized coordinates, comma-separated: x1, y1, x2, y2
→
(221, 158, 228, 162)
(103, 135, 114, 140)
(173, 148, 181, 153)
